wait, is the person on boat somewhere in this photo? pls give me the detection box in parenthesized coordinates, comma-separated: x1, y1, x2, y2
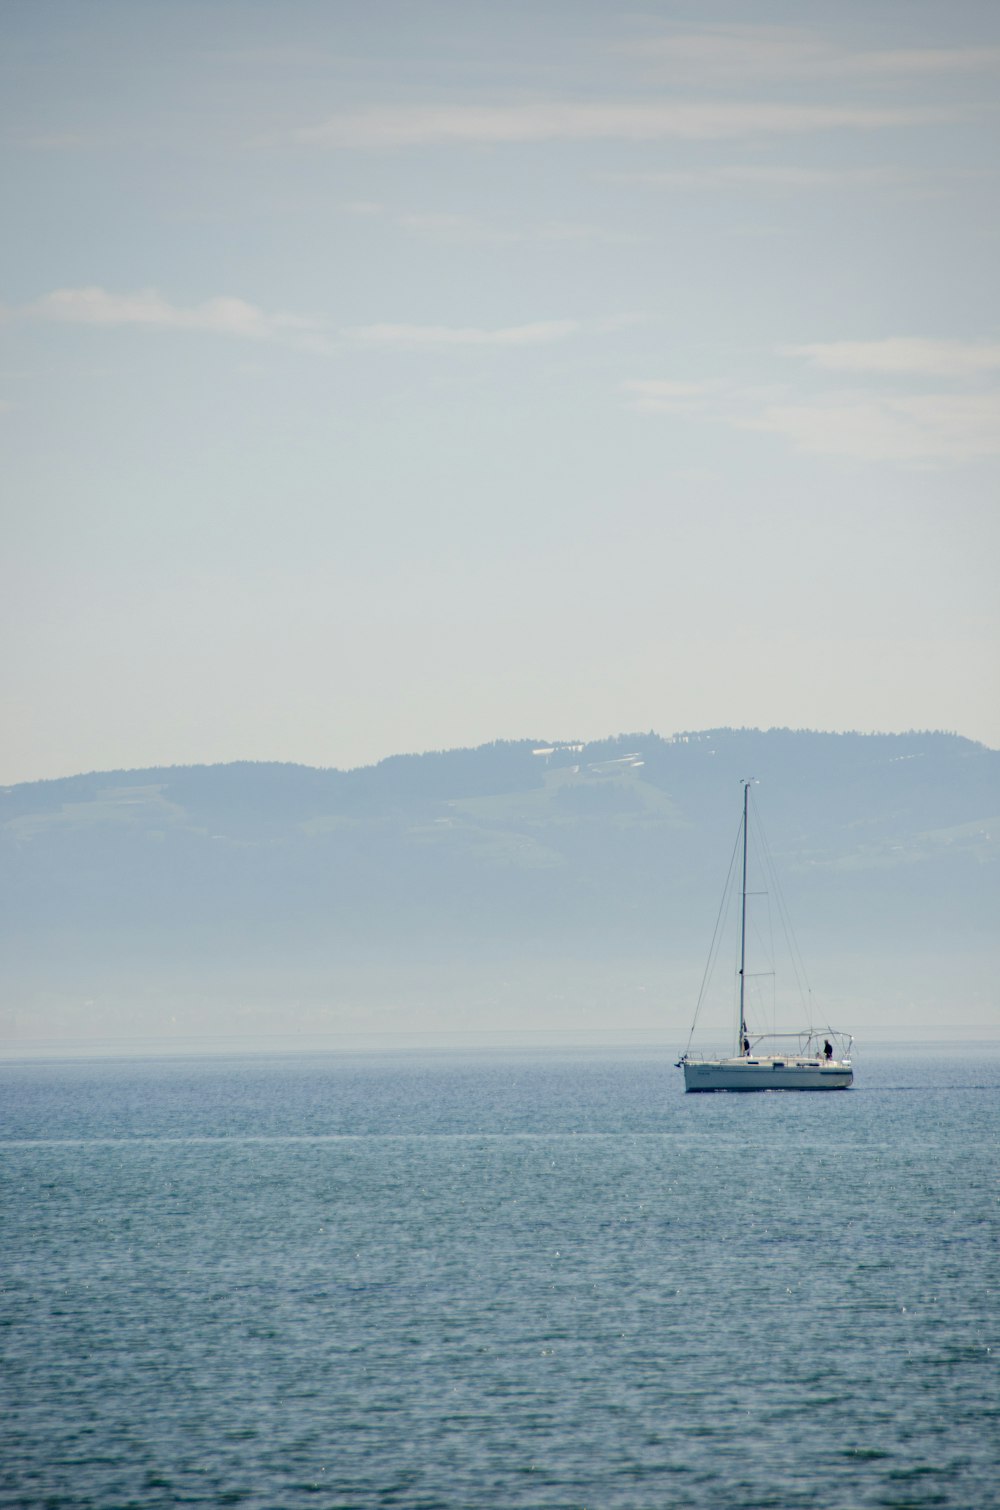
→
(742, 1035, 751, 1057)
(824, 1039, 834, 1061)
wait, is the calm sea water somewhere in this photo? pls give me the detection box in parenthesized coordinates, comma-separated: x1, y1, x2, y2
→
(1, 1045, 997, 1509)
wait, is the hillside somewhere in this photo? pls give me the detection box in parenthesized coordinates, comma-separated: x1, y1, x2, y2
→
(2, 728, 997, 1044)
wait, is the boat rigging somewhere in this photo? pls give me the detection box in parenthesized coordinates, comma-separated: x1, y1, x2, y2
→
(676, 780, 854, 1092)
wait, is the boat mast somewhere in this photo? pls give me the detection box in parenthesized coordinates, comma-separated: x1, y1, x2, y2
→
(738, 780, 750, 1056)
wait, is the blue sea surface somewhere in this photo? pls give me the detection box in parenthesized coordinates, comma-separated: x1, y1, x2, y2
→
(1, 1045, 997, 1509)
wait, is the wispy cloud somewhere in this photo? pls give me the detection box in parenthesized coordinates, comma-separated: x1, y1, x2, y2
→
(19, 130, 104, 151)
(348, 321, 580, 349)
(743, 392, 1000, 462)
(759, 341, 1000, 460)
(340, 201, 637, 246)
(782, 338, 1000, 378)
(294, 99, 940, 150)
(623, 380, 720, 415)
(625, 26, 1000, 84)
(6, 290, 611, 357)
(626, 339, 1000, 464)
(618, 164, 911, 191)
(20, 287, 326, 348)
(340, 200, 383, 218)
(857, 46, 1000, 77)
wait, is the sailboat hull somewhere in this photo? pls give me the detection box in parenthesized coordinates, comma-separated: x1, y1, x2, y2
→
(682, 1057, 853, 1092)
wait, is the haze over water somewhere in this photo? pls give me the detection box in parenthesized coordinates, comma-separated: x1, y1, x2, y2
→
(3, 1044, 996, 1508)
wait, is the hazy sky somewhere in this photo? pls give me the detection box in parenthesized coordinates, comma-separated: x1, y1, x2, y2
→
(3, 0, 999, 784)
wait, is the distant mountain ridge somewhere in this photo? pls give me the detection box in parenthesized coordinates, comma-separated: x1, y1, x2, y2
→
(2, 728, 997, 1042)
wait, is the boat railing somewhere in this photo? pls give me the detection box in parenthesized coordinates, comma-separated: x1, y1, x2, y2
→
(677, 1046, 743, 1064)
(749, 1029, 853, 1057)
(677, 1029, 853, 1066)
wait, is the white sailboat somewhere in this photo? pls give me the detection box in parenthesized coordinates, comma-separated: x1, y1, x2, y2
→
(676, 781, 853, 1092)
